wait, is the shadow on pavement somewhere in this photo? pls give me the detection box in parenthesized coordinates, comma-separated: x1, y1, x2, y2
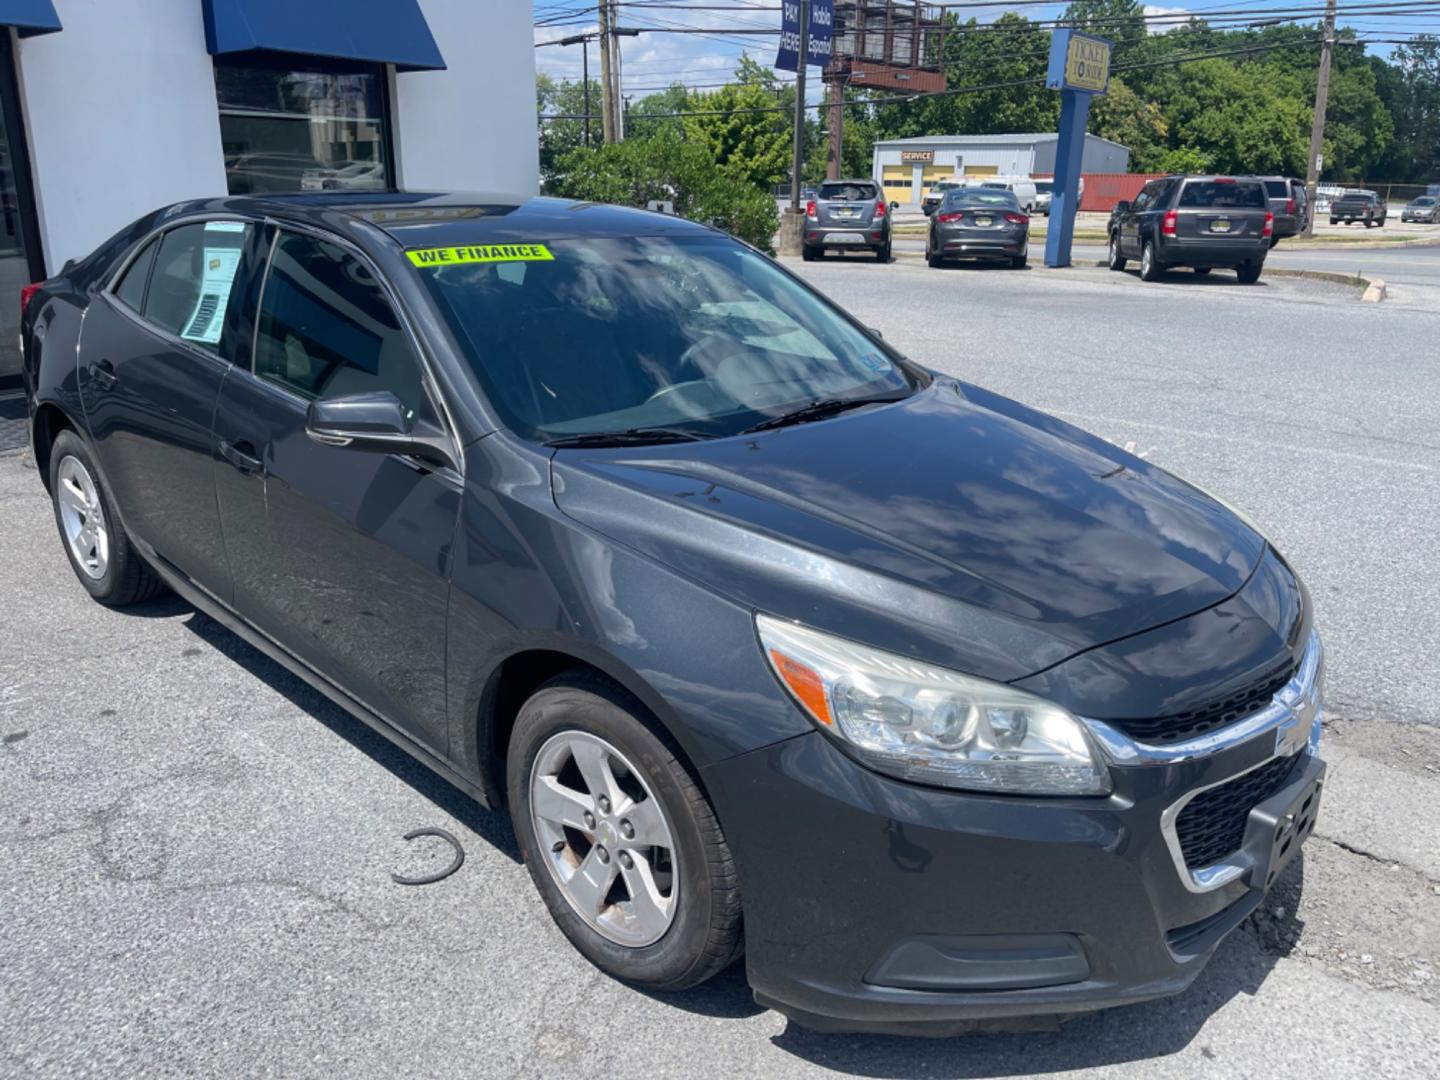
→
(177, 605, 522, 863)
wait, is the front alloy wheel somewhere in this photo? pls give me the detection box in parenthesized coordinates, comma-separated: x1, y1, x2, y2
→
(1108, 233, 1126, 271)
(529, 730, 677, 947)
(508, 674, 742, 990)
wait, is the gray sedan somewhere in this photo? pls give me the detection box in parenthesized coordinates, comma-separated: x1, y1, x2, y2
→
(1401, 196, 1439, 224)
(925, 188, 1030, 269)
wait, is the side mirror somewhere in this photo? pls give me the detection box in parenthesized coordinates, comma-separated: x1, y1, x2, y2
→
(306, 390, 456, 470)
(1114, 200, 1131, 214)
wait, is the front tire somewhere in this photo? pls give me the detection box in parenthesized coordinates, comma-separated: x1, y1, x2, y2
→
(1107, 233, 1127, 271)
(507, 674, 742, 991)
(48, 430, 167, 607)
(1139, 241, 1162, 281)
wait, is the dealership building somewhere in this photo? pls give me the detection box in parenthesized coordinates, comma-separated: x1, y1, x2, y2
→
(873, 133, 1131, 207)
(0, 0, 539, 389)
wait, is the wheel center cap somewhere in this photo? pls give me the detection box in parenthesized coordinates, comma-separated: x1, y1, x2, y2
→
(597, 821, 618, 848)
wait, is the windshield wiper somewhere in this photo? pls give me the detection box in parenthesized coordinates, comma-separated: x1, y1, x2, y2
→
(543, 427, 712, 449)
(740, 393, 908, 435)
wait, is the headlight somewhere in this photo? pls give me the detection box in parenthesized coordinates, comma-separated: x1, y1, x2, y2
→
(757, 615, 1111, 796)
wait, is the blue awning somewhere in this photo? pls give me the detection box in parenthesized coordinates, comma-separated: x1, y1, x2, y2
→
(202, 0, 445, 72)
(1, 0, 62, 36)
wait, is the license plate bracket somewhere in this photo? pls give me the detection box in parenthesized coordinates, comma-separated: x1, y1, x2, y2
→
(1211, 219, 1232, 233)
(1248, 767, 1323, 892)
(824, 232, 864, 244)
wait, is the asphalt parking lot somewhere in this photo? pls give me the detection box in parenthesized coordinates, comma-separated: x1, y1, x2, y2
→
(3, 259, 1438, 1078)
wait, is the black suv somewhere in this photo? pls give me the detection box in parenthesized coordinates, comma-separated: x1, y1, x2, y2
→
(1329, 190, 1386, 227)
(1108, 175, 1272, 284)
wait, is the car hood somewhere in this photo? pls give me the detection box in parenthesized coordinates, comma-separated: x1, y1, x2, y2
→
(550, 380, 1266, 682)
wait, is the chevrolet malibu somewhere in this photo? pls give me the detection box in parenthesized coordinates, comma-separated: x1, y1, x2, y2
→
(22, 192, 1324, 1033)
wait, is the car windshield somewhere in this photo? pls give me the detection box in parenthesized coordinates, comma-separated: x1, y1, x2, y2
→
(1034, 181, 1053, 194)
(413, 235, 918, 442)
(820, 182, 877, 201)
(947, 190, 1019, 209)
(1413, 197, 1435, 206)
(1178, 181, 1266, 209)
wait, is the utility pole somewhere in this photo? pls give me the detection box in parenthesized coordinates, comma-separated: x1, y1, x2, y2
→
(1303, 0, 1337, 238)
(597, 0, 614, 144)
(581, 36, 591, 149)
(826, 79, 843, 180)
(789, 0, 811, 213)
(610, 1, 626, 140)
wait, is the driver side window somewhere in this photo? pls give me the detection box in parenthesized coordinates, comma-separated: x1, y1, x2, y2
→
(254, 231, 432, 422)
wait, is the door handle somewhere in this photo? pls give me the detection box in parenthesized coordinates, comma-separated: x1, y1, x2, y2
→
(219, 439, 262, 474)
(90, 359, 117, 390)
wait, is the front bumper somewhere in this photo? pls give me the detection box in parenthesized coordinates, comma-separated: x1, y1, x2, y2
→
(704, 642, 1325, 1033)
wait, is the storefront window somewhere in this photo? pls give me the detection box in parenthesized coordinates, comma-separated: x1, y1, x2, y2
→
(214, 59, 392, 196)
(0, 40, 44, 389)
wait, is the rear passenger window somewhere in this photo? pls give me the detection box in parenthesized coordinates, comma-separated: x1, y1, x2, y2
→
(113, 238, 158, 312)
(253, 232, 430, 419)
(142, 222, 252, 351)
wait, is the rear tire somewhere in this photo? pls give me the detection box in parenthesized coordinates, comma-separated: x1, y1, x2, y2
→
(801, 245, 816, 262)
(1139, 241, 1162, 282)
(507, 673, 743, 991)
(926, 233, 943, 268)
(875, 241, 891, 263)
(48, 430, 167, 607)
(1107, 233, 1126, 271)
(1011, 254, 1027, 269)
(1329, 218, 1337, 225)
(1236, 263, 1263, 285)
(1193, 267, 1212, 276)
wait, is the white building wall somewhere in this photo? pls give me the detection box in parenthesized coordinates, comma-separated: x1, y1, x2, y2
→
(15, 0, 228, 274)
(394, 0, 539, 196)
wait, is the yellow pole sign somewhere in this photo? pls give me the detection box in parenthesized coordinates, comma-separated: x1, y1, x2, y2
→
(1064, 34, 1111, 93)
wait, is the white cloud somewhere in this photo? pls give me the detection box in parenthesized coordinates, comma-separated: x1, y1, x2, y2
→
(1143, 5, 1192, 34)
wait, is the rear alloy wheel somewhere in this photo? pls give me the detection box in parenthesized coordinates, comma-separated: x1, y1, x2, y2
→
(1139, 241, 1162, 281)
(1236, 263, 1263, 284)
(48, 430, 167, 607)
(508, 674, 742, 990)
(1107, 233, 1126, 271)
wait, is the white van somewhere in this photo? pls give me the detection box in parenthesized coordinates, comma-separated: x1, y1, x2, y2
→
(955, 175, 1039, 214)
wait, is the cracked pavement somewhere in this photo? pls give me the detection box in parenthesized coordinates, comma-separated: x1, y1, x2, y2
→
(3, 260, 1439, 1077)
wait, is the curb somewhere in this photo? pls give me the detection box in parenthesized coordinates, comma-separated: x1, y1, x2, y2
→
(1363, 279, 1388, 303)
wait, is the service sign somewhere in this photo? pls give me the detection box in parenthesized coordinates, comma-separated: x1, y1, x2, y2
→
(1046, 30, 1112, 96)
(900, 149, 935, 164)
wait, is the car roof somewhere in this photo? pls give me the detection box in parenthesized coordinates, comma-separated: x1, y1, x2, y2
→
(149, 191, 719, 249)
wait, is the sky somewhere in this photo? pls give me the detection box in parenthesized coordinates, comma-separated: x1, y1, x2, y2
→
(533, 1, 1440, 109)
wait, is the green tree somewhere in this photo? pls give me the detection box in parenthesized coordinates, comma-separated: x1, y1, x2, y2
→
(552, 131, 779, 252)
(683, 81, 794, 189)
(1089, 77, 1167, 170)
(537, 74, 602, 187)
